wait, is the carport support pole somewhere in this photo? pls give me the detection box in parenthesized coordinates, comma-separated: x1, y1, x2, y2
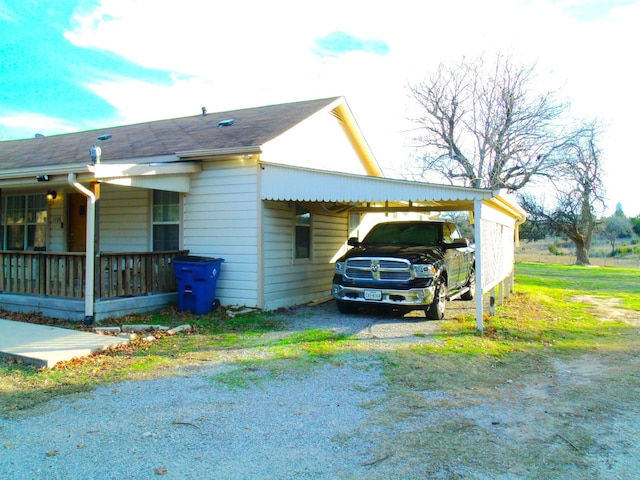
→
(474, 199, 484, 334)
(490, 287, 497, 316)
(69, 173, 96, 324)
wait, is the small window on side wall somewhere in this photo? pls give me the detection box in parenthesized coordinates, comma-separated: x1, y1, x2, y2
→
(294, 205, 311, 259)
(152, 190, 180, 251)
(348, 212, 361, 239)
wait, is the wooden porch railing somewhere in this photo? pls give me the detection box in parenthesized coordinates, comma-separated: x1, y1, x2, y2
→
(0, 250, 187, 299)
(98, 250, 188, 299)
(0, 252, 86, 298)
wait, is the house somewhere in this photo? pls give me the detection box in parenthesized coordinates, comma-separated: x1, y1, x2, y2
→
(0, 97, 525, 331)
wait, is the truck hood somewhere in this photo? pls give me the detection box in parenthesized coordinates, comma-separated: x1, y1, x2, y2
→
(339, 245, 444, 264)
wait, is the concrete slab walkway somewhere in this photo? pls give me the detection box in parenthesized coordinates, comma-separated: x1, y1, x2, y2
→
(0, 319, 129, 368)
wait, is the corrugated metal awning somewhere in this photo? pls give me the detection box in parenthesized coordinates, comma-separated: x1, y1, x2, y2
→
(260, 162, 495, 210)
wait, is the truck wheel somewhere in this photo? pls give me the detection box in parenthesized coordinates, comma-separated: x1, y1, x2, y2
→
(460, 268, 475, 301)
(426, 278, 446, 320)
(336, 300, 358, 314)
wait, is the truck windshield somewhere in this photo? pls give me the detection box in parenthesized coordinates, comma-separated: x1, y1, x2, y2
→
(362, 223, 439, 246)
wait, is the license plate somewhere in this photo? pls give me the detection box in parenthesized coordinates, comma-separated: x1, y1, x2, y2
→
(364, 290, 382, 301)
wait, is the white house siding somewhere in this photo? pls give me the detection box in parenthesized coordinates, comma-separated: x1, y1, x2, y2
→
(98, 184, 149, 252)
(260, 111, 369, 175)
(262, 200, 347, 310)
(45, 186, 148, 253)
(183, 158, 260, 307)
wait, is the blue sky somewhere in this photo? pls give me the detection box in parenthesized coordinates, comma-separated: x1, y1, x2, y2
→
(1, 0, 639, 215)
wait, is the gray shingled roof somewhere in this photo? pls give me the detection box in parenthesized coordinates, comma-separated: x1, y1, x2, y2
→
(0, 97, 341, 170)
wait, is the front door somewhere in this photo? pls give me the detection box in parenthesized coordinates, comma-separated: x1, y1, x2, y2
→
(68, 193, 87, 252)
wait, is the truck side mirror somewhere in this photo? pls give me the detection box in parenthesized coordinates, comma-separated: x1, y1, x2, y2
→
(445, 238, 470, 249)
(347, 237, 361, 247)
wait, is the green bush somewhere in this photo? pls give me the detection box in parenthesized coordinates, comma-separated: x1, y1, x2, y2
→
(548, 243, 564, 256)
(614, 245, 640, 256)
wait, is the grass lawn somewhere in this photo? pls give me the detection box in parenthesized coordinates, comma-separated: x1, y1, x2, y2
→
(1, 262, 639, 416)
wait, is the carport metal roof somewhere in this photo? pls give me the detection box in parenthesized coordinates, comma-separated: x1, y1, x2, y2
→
(260, 162, 526, 219)
(260, 161, 527, 333)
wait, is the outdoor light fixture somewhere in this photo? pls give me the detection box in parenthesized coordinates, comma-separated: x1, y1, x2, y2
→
(46, 190, 57, 201)
(36, 174, 49, 182)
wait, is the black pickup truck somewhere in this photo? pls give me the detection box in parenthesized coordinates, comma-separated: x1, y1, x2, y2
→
(332, 220, 475, 319)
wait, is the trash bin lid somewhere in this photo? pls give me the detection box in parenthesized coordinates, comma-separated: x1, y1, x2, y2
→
(175, 255, 224, 263)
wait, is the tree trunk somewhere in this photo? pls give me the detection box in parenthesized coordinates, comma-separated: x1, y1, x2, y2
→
(574, 242, 591, 265)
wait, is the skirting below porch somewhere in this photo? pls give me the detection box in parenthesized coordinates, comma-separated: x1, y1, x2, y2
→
(0, 292, 177, 322)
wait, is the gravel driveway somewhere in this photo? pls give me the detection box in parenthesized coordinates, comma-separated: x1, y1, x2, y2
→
(1, 299, 638, 479)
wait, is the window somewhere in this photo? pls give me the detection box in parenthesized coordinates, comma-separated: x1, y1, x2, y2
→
(152, 190, 180, 251)
(348, 212, 361, 239)
(294, 205, 311, 259)
(2, 194, 48, 250)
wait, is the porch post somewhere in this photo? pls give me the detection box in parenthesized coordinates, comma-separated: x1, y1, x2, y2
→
(68, 174, 97, 324)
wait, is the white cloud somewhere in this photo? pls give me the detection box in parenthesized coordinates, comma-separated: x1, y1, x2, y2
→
(0, 112, 80, 139)
(58, 0, 640, 214)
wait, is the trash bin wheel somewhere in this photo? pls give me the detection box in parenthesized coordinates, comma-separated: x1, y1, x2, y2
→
(212, 299, 221, 309)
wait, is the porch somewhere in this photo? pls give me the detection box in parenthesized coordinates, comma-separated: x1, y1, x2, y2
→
(0, 250, 187, 321)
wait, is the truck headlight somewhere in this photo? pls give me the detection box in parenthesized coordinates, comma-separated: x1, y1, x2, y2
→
(335, 261, 345, 275)
(412, 264, 436, 278)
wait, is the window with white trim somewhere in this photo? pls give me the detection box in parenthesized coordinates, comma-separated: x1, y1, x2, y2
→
(348, 212, 361, 239)
(294, 205, 311, 259)
(152, 190, 180, 251)
(1, 194, 48, 250)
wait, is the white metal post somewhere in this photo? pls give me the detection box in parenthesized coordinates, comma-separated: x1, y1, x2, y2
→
(474, 199, 484, 333)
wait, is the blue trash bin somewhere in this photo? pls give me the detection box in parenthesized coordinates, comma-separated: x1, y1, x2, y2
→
(173, 256, 224, 314)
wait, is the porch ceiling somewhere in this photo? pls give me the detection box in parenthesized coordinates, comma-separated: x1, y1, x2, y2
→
(0, 160, 201, 193)
(90, 161, 201, 193)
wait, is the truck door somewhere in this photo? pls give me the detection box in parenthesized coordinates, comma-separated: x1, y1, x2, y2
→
(442, 222, 464, 287)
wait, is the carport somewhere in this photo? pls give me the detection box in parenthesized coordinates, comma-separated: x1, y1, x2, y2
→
(260, 162, 527, 333)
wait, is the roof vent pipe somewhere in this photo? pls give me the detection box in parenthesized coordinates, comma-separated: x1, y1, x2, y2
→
(201, 107, 207, 116)
(90, 144, 101, 164)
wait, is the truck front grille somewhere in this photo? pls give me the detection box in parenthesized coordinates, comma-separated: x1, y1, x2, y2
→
(345, 258, 412, 281)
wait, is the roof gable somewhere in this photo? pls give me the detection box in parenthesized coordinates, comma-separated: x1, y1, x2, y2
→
(260, 102, 373, 176)
(0, 97, 343, 170)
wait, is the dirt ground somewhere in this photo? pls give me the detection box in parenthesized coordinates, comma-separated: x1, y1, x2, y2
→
(276, 298, 640, 479)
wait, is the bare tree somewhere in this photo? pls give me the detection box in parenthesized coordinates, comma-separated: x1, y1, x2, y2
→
(519, 122, 606, 265)
(407, 53, 568, 190)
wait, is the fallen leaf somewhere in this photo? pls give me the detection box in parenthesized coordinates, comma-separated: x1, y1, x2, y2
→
(46, 450, 59, 457)
(155, 467, 168, 475)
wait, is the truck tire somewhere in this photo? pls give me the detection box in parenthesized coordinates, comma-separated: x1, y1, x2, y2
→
(336, 300, 358, 314)
(460, 267, 475, 301)
(426, 277, 446, 320)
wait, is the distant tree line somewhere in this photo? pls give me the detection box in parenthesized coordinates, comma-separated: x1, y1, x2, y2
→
(520, 201, 639, 258)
